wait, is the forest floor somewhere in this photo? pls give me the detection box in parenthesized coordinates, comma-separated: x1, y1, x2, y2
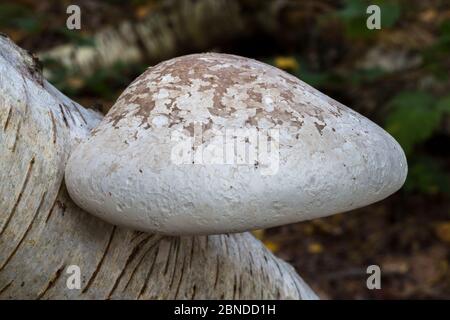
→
(264, 193, 450, 299)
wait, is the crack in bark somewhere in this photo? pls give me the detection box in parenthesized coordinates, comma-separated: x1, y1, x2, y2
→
(44, 183, 65, 224)
(72, 102, 87, 124)
(82, 225, 116, 294)
(49, 110, 57, 144)
(173, 245, 187, 299)
(20, 75, 29, 117)
(106, 234, 153, 299)
(63, 103, 76, 124)
(233, 273, 238, 299)
(0, 156, 35, 236)
(0, 190, 45, 271)
(3, 105, 12, 131)
(214, 254, 220, 288)
(37, 263, 65, 299)
(188, 237, 195, 269)
(10, 120, 21, 153)
(122, 238, 160, 293)
(137, 243, 160, 299)
(163, 239, 174, 276)
(191, 284, 197, 299)
(168, 238, 180, 291)
(58, 104, 69, 127)
(130, 231, 145, 243)
(0, 280, 13, 297)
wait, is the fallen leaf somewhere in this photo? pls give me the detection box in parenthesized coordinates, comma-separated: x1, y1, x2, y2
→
(434, 221, 450, 244)
(263, 240, 280, 253)
(274, 56, 299, 71)
(308, 242, 324, 254)
(251, 229, 264, 240)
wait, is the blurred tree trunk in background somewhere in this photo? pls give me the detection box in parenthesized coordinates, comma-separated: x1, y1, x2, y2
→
(38, 0, 312, 78)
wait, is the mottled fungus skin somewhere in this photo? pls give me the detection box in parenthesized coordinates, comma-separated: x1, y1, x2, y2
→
(65, 53, 407, 235)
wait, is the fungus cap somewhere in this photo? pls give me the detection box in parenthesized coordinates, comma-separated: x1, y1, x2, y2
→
(65, 53, 407, 235)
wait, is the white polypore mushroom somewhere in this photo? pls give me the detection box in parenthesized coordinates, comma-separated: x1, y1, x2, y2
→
(65, 53, 407, 235)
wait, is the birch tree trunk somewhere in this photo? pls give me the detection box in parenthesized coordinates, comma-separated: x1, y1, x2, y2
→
(0, 35, 317, 300)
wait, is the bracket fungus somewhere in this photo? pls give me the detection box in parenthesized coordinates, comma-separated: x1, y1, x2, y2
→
(65, 53, 407, 235)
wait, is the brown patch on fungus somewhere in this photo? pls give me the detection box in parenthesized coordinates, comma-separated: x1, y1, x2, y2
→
(314, 122, 326, 135)
(101, 53, 341, 142)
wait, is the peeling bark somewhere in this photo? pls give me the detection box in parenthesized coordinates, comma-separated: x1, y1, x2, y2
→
(0, 35, 317, 299)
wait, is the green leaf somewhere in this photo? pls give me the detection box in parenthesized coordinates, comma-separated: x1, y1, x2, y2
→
(57, 28, 96, 47)
(405, 157, 450, 195)
(338, 0, 368, 19)
(349, 67, 386, 85)
(338, 0, 372, 37)
(385, 92, 438, 154)
(0, 4, 29, 27)
(440, 19, 450, 36)
(378, 1, 401, 28)
(422, 19, 450, 76)
(295, 69, 331, 87)
(436, 96, 450, 115)
(0, 3, 42, 33)
(14, 17, 40, 32)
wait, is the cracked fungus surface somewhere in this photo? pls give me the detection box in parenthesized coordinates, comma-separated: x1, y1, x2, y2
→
(66, 53, 407, 235)
(96, 53, 352, 138)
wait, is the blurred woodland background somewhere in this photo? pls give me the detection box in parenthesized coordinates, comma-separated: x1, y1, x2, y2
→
(1, 0, 449, 299)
